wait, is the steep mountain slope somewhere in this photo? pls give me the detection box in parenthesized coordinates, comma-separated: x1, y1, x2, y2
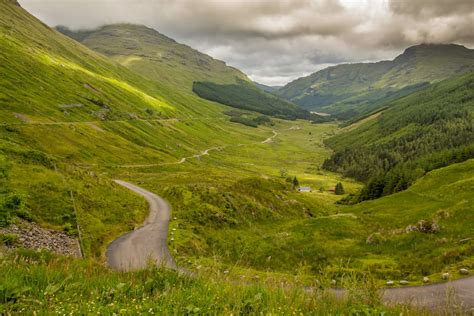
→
(323, 72, 474, 201)
(277, 44, 474, 119)
(57, 24, 250, 92)
(0, 0, 282, 257)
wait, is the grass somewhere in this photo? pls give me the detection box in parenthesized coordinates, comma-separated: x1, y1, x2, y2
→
(0, 249, 429, 315)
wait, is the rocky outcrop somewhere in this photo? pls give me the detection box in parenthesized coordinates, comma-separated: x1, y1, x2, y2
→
(0, 221, 81, 257)
(406, 219, 440, 234)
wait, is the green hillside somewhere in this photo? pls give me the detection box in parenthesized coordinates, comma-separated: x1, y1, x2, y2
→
(193, 80, 328, 121)
(323, 72, 474, 201)
(57, 24, 250, 92)
(59, 24, 320, 121)
(276, 44, 474, 119)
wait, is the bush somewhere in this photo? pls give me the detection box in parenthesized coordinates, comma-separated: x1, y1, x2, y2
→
(0, 193, 32, 227)
(335, 182, 345, 195)
(0, 233, 18, 246)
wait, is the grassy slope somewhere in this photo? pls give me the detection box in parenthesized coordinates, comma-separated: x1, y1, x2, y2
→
(276, 44, 474, 118)
(0, 0, 283, 258)
(57, 24, 250, 93)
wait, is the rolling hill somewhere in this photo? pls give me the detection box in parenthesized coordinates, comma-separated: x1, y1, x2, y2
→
(276, 44, 474, 119)
(323, 72, 474, 201)
(56, 24, 250, 93)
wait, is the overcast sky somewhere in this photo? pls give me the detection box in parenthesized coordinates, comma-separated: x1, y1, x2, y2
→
(19, 0, 474, 86)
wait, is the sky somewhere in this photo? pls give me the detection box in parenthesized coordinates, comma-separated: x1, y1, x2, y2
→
(19, 0, 474, 86)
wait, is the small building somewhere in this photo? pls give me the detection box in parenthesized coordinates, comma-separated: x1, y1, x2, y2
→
(298, 186, 312, 192)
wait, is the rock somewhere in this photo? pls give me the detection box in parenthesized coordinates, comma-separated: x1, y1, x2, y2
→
(423, 277, 430, 283)
(442, 273, 450, 280)
(399, 280, 409, 285)
(330, 279, 337, 286)
(459, 268, 469, 275)
(386, 281, 394, 286)
(223, 270, 229, 274)
(0, 220, 80, 257)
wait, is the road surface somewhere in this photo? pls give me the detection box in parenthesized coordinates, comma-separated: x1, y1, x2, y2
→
(381, 276, 474, 311)
(106, 180, 177, 271)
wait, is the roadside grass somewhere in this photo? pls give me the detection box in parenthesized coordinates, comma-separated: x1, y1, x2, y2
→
(0, 249, 426, 315)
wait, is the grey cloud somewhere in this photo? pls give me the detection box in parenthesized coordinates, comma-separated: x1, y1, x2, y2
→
(389, 0, 474, 18)
(18, 0, 474, 85)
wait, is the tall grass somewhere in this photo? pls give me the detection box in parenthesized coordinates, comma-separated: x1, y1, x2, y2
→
(0, 249, 427, 315)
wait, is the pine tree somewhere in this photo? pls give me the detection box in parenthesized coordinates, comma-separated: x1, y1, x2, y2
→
(292, 177, 299, 189)
(335, 182, 345, 195)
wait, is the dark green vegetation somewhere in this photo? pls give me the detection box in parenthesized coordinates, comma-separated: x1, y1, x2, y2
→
(276, 44, 474, 119)
(323, 72, 474, 202)
(193, 80, 329, 121)
(224, 110, 272, 128)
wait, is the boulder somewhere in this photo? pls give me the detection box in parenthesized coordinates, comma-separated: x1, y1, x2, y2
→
(459, 268, 469, 275)
(442, 273, 449, 280)
(399, 280, 409, 285)
(423, 277, 430, 283)
(386, 280, 394, 286)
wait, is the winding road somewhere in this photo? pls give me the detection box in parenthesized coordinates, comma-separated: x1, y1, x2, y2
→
(107, 175, 473, 312)
(106, 180, 177, 271)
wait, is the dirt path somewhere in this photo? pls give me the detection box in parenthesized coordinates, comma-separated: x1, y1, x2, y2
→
(261, 130, 278, 144)
(106, 180, 177, 271)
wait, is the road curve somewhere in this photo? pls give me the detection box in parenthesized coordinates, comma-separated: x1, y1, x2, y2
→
(106, 180, 177, 271)
(381, 276, 474, 311)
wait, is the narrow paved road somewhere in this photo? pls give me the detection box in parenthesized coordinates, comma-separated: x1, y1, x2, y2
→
(106, 180, 177, 271)
(382, 276, 474, 311)
(107, 181, 473, 311)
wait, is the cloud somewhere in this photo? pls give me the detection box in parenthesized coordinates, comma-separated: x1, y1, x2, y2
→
(18, 0, 474, 85)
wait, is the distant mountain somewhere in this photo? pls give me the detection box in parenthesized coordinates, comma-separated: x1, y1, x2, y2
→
(323, 72, 474, 201)
(56, 24, 250, 92)
(276, 44, 474, 119)
(254, 82, 282, 93)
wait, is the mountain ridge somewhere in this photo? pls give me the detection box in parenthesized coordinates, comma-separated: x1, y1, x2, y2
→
(276, 43, 474, 119)
(56, 24, 251, 93)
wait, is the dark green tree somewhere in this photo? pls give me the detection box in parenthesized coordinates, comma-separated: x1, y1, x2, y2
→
(335, 182, 345, 195)
(292, 177, 299, 189)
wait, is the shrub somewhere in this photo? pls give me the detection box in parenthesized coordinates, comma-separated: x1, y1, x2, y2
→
(335, 182, 345, 195)
(0, 193, 32, 227)
(0, 233, 18, 246)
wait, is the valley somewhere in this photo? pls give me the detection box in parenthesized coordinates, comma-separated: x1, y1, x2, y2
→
(1, 0, 473, 314)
